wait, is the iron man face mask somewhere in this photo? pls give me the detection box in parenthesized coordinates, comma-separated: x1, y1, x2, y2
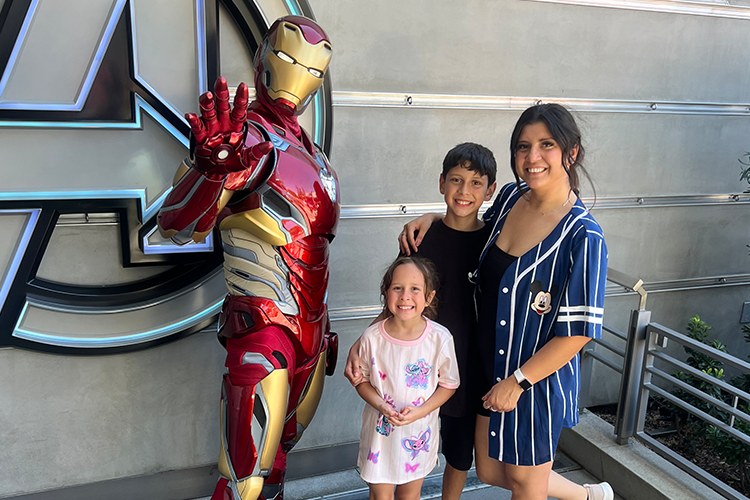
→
(257, 20, 332, 115)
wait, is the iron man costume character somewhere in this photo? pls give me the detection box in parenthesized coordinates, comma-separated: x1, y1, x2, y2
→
(157, 16, 338, 500)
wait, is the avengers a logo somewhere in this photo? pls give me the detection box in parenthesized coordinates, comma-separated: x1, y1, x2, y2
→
(0, 0, 332, 353)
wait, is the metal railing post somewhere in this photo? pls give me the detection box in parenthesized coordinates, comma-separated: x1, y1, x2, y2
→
(615, 307, 652, 444)
(579, 341, 595, 408)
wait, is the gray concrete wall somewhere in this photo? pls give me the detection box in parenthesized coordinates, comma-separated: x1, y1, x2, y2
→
(2, 0, 750, 497)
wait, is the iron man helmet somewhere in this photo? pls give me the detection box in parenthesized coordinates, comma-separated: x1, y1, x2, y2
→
(254, 16, 332, 116)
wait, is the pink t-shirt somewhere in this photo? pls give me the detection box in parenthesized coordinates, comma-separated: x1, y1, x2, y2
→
(357, 318, 460, 484)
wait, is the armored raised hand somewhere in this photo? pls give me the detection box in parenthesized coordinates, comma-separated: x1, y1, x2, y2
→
(185, 77, 272, 179)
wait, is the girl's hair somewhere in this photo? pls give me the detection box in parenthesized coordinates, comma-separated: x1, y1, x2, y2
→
(379, 256, 439, 320)
(509, 103, 594, 200)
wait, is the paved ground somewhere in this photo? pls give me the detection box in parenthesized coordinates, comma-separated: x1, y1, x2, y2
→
(193, 452, 623, 500)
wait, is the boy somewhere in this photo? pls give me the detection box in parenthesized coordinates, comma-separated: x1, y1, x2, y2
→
(345, 142, 497, 500)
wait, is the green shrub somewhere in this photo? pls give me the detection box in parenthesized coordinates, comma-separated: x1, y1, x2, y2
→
(670, 316, 750, 491)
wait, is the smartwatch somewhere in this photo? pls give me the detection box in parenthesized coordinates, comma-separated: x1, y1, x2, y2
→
(513, 368, 533, 391)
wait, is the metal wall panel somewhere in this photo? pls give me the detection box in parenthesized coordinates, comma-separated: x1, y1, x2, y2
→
(596, 205, 750, 281)
(314, 0, 750, 103)
(0, 332, 226, 497)
(331, 106, 750, 204)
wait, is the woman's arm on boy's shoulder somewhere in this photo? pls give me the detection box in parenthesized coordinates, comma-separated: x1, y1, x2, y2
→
(393, 386, 455, 426)
(398, 213, 443, 255)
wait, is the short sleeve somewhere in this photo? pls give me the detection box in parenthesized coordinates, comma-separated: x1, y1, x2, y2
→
(357, 331, 373, 382)
(437, 334, 460, 389)
(482, 183, 517, 225)
(482, 199, 499, 224)
(555, 228, 608, 339)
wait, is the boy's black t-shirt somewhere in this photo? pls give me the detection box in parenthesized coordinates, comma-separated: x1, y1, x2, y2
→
(411, 219, 491, 418)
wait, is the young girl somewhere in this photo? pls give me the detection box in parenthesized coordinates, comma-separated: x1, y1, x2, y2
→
(354, 256, 460, 500)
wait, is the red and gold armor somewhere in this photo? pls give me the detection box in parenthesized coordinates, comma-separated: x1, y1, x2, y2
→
(157, 16, 337, 500)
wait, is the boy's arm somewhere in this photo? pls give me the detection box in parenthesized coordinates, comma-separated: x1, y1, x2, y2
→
(392, 386, 455, 426)
(344, 316, 389, 386)
(356, 382, 398, 419)
(343, 337, 364, 385)
(398, 213, 443, 255)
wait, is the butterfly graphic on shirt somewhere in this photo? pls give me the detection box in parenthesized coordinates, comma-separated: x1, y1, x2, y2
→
(402, 427, 431, 460)
(378, 371, 387, 380)
(376, 394, 397, 437)
(412, 397, 425, 407)
(367, 450, 379, 464)
(404, 359, 432, 389)
(404, 462, 419, 473)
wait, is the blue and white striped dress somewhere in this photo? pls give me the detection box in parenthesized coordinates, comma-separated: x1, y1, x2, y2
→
(478, 183, 608, 466)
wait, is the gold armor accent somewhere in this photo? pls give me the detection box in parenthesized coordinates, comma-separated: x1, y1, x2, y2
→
(160, 161, 233, 243)
(192, 189, 235, 243)
(218, 369, 289, 485)
(220, 209, 291, 247)
(258, 369, 290, 471)
(265, 22, 332, 108)
(223, 255, 282, 299)
(218, 401, 232, 479)
(294, 352, 326, 432)
(173, 159, 191, 184)
(236, 476, 264, 500)
(158, 160, 195, 240)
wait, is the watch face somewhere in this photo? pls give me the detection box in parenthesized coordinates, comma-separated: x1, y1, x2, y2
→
(520, 379, 533, 391)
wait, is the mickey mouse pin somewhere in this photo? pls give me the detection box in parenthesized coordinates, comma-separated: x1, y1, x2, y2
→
(530, 280, 558, 315)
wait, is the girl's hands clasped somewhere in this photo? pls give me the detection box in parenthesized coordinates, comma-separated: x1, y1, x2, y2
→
(391, 405, 425, 426)
(482, 377, 524, 413)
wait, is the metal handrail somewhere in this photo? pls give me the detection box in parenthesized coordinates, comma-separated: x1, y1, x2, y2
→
(602, 324, 627, 341)
(651, 349, 750, 403)
(614, 317, 750, 500)
(607, 268, 648, 310)
(648, 323, 750, 373)
(646, 366, 750, 429)
(581, 268, 750, 498)
(584, 350, 623, 373)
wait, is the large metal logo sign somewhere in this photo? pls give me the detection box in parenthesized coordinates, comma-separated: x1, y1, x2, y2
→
(0, 0, 332, 353)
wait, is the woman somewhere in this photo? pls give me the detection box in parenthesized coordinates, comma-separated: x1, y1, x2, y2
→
(400, 104, 611, 500)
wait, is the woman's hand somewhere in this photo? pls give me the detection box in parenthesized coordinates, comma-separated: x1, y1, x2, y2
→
(398, 213, 442, 255)
(482, 377, 524, 413)
(343, 338, 364, 386)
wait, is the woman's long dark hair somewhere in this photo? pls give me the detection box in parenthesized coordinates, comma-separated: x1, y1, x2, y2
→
(509, 103, 594, 201)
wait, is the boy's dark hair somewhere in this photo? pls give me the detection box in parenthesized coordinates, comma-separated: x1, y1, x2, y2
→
(441, 142, 497, 186)
(380, 256, 439, 320)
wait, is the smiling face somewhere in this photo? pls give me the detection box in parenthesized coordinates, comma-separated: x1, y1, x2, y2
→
(439, 164, 496, 222)
(514, 122, 576, 192)
(385, 263, 435, 324)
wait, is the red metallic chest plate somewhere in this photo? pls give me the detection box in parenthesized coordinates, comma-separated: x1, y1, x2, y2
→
(245, 112, 340, 240)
